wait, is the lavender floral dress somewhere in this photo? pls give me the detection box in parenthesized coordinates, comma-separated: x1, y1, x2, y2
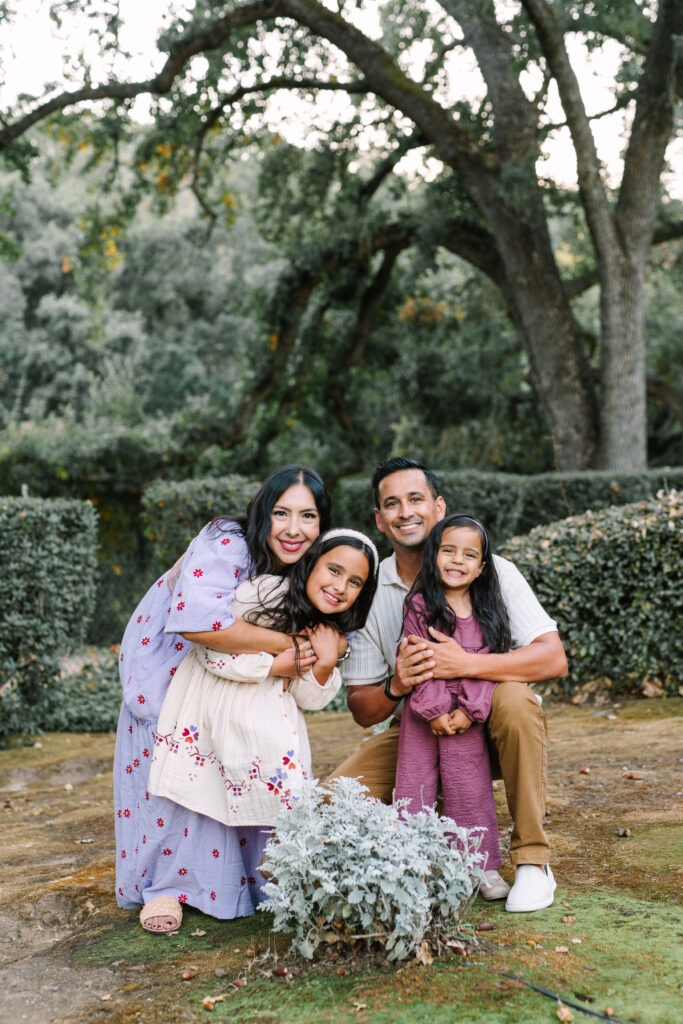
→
(114, 521, 269, 918)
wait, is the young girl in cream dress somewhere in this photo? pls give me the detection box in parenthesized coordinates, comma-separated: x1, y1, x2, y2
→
(147, 529, 378, 894)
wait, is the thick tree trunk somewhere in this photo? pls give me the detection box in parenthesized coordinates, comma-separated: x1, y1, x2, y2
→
(490, 213, 599, 470)
(599, 258, 648, 468)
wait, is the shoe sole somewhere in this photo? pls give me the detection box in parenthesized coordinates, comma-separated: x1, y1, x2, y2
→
(505, 888, 556, 913)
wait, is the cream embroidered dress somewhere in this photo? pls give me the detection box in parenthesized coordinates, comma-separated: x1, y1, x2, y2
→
(147, 576, 341, 826)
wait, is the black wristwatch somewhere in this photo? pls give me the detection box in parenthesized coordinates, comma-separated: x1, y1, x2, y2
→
(384, 676, 403, 702)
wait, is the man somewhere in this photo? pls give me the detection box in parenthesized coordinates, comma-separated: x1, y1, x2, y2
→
(329, 457, 568, 912)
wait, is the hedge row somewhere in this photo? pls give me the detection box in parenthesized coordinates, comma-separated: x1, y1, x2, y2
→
(141, 474, 261, 580)
(501, 490, 683, 694)
(0, 496, 98, 739)
(331, 467, 683, 551)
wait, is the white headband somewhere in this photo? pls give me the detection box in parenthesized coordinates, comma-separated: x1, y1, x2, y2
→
(318, 528, 379, 578)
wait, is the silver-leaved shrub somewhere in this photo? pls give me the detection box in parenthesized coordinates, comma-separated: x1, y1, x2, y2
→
(259, 776, 487, 961)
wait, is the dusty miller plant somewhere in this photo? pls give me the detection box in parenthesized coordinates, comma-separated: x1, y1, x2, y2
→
(259, 776, 487, 961)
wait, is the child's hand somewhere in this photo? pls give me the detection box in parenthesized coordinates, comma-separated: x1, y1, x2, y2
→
(429, 713, 456, 736)
(271, 645, 316, 678)
(448, 708, 473, 734)
(306, 624, 341, 684)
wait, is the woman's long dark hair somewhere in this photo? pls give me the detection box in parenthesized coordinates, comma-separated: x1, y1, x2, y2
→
(250, 534, 377, 637)
(213, 465, 332, 575)
(406, 514, 511, 653)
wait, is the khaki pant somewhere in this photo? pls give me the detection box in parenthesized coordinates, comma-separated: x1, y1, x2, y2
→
(328, 682, 548, 867)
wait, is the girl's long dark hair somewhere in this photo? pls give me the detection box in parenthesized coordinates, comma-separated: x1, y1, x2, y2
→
(212, 465, 332, 575)
(406, 514, 511, 653)
(249, 534, 377, 637)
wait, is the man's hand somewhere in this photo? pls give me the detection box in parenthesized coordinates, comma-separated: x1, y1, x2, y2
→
(392, 636, 435, 696)
(429, 712, 456, 736)
(428, 627, 474, 679)
(447, 708, 473, 734)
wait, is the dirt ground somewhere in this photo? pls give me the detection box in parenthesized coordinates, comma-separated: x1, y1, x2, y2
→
(0, 699, 681, 1024)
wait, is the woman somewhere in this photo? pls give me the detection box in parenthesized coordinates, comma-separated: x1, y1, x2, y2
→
(114, 465, 333, 932)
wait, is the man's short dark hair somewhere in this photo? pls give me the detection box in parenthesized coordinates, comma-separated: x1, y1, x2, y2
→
(372, 457, 439, 506)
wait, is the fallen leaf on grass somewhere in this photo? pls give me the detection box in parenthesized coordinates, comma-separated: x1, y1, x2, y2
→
(561, 916, 576, 924)
(622, 771, 643, 780)
(477, 922, 495, 932)
(272, 966, 288, 977)
(100, 994, 112, 1002)
(234, 978, 247, 988)
(571, 938, 582, 945)
(191, 929, 207, 936)
(605, 1009, 615, 1018)
(182, 968, 198, 980)
(202, 994, 227, 1010)
(415, 941, 433, 966)
(579, 767, 591, 774)
(352, 1002, 367, 1012)
(554, 946, 570, 953)
(556, 1006, 573, 1022)
(445, 939, 469, 956)
(582, 966, 597, 972)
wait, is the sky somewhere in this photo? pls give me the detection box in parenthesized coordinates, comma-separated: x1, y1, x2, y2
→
(1, 0, 681, 199)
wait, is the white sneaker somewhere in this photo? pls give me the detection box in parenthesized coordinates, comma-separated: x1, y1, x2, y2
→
(505, 865, 556, 912)
(479, 869, 511, 901)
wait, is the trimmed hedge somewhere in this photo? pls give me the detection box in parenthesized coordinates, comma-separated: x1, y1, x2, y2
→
(332, 467, 683, 551)
(0, 496, 98, 738)
(501, 490, 683, 694)
(141, 474, 261, 580)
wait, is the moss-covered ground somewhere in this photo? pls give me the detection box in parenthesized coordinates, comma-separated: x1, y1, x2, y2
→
(1, 700, 681, 1024)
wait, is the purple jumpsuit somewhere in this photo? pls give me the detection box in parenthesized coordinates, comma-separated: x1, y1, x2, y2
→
(114, 522, 269, 918)
(394, 594, 501, 869)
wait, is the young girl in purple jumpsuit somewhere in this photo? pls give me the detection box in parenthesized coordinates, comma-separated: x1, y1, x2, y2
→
(114, 465, 333, 932)
(394, 514, 512, 898)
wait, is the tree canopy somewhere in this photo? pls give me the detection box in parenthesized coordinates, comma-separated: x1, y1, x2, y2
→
(1, 0, 682, 471)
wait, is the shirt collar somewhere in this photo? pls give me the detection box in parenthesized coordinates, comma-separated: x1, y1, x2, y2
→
(379, 552, 409, 591)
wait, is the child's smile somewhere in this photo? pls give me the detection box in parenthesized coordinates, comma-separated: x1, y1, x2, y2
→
(436, 526, 485, 597)
(305, 545, 370, 615)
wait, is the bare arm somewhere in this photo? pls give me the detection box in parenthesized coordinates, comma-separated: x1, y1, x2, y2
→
(428, 629, 568, 684)
(182, 618, 292, 655)
(346, 635, 436, 727)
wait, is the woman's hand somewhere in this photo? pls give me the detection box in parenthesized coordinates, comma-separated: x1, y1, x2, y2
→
(270, 645, 317, 679)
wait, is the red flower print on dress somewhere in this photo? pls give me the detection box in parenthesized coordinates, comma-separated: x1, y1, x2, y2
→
(241, 876, 246, 886)
(133, 759, 140, 768)
(239, 837, 247, 846)
(170, 667, 177, 676)
(210, 891, 216, 901)
(137, 694, 145, 705)
(125, 765, 133, 774)
(145, 792, 150, 801)
(176, 601, 185, 611)
(234, 569, 239, 578)
(123, 808, 131, 818)
(174, 641, 184, 651)
(193, 568, 204, 577)
(141, 637, 150, 647)
(157, 578, 164, 587)
(163, 848, 172, 856)
(120, 652, 124, 661)
(157, 817, 164, 828)
(178, 894, 188, 904)
(184, 827, 189, 837)
(118, 887, 123, 896)
(212, 621, 222, 631)
(178, 867, 187, 876)
(137, 615, 143, 623)
(221, 538, 231, 545)
(117, 810, 122, 818)
(121, 850, 126, 859)
(248, 876, 256, 885)
(143, 748, 150, 758)
(142, 835, 147, 844)
(212, 849, 219, 858)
